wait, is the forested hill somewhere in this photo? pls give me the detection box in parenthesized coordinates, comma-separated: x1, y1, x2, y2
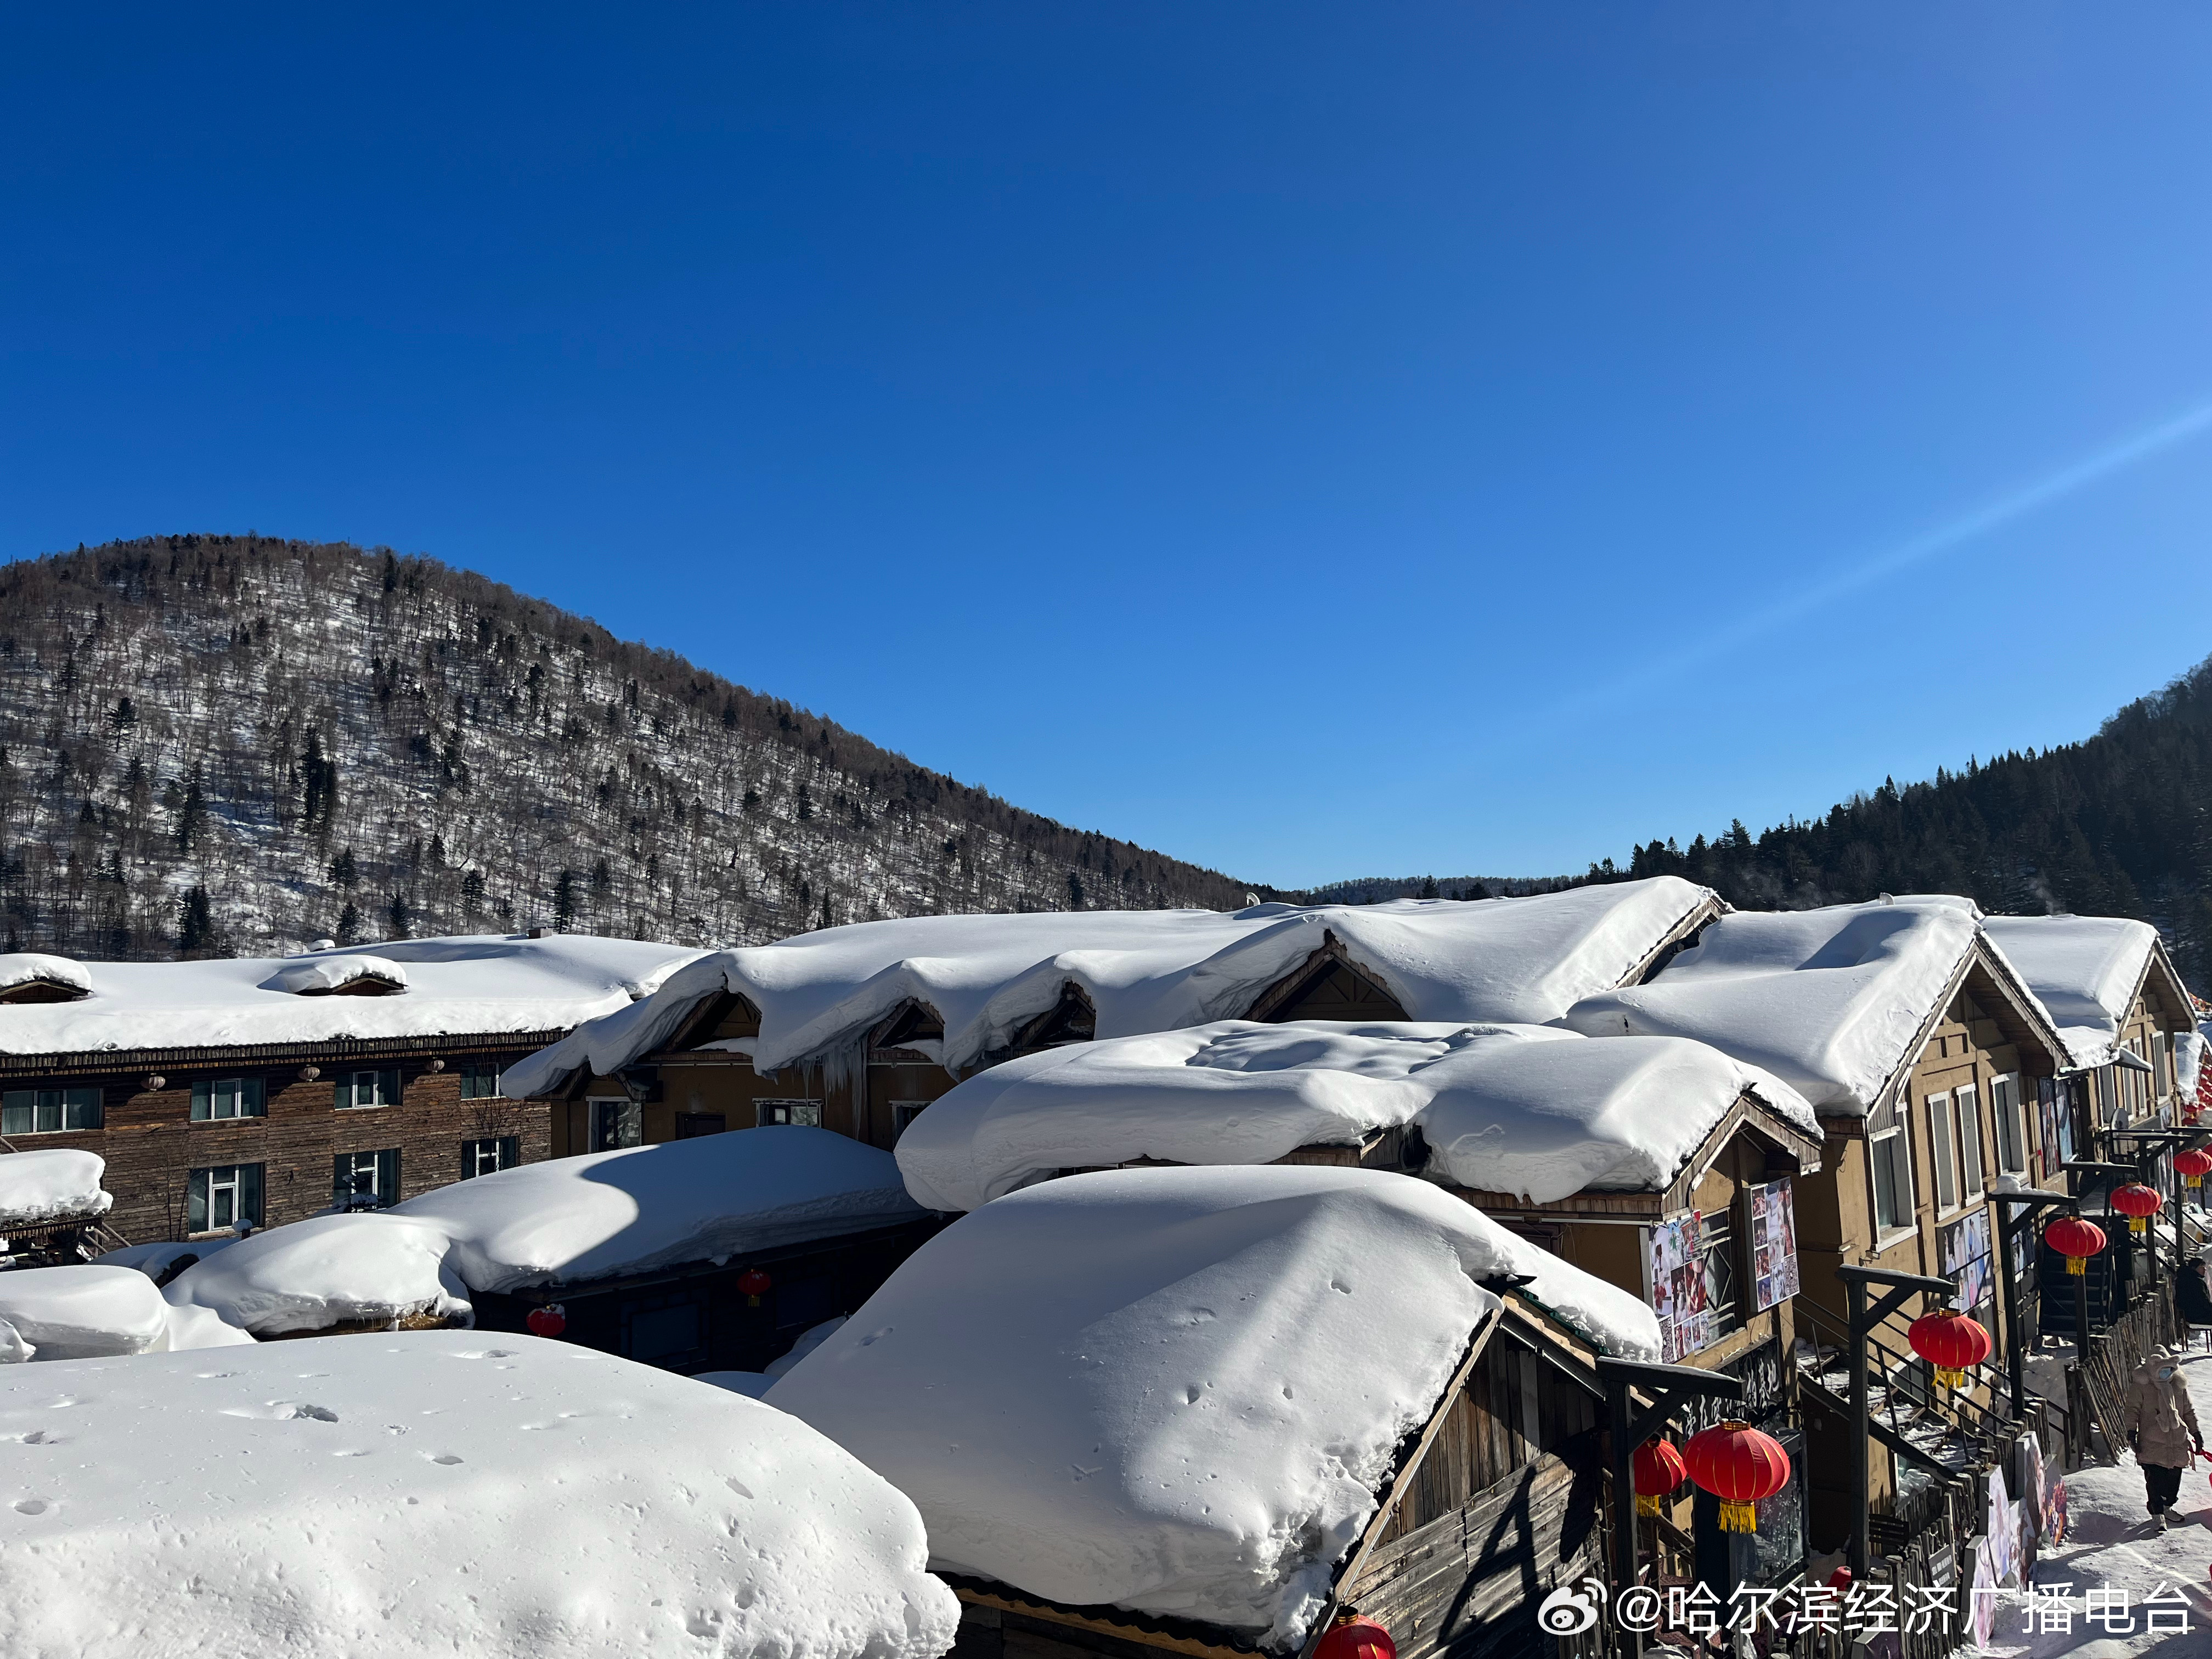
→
(0, 535, 1263, 959)
(1612, 652, 2212, 985)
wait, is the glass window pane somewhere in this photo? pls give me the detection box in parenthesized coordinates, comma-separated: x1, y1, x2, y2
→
(2, 1092, 32, 1137)
(63, 1088, 100, 1130)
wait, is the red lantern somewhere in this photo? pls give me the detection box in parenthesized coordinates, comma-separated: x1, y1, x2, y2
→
(2045, 1215, 2107, 1276)
(1683, 1420, 1791, 1533)
(2174, 1149, 2212, 1189)
(1632, 1436, 1687, 1515)
(737, 1268, 773, 1307)
(526, 1302, 566, 1339)
(1909, 1310, 1993, 1391)
(2111, 1182, 2163, 1234)
(1313, 1613, 1395, 1659)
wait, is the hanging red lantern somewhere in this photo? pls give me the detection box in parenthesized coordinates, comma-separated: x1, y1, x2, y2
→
(1682, 1420, 1791, 1533)
(737, 1268, 773, 1307)
(526, 1302, 567, 1339)
(1632, 1436, 1687, 1515)
(1313, 1613, 1395, 1659)
(2174, 1149, 2212, 1189)
(2111, 1182, 2163, 1233)
(1908, 1310, 1993, 1391)
(2045, 1215, 2107, 1276)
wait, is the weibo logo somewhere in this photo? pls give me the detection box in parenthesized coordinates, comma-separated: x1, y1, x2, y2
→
(1537, 1577, 1607, 1635)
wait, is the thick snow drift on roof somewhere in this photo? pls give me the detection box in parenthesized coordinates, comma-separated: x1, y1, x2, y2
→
(0, 1148, 113, 1226)
(0, 952, 91, 996)
(0, 932, 707, 1058)
(1564, 896, 1990, 1115)
(772, 1165, 1657, 1647)
(162, 1128, 924, 1333)
(1982, 915, 2160, 1069)
(506, 878, 1716, 1095)
(259, 952, 409, 995)
(0, 1331, 960, 1659)
(2178, 1028, 2205, 1099)
(0, 1264, 169, 1360)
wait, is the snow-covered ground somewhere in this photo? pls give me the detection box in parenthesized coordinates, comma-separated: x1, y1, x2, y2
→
(1979, 1346, 2212, 1656)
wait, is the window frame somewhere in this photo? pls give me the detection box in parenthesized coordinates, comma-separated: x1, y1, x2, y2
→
(462, 1135, 520, 1178)
(334, 1069, 402, 1110)
(191, 1076, 267, 1122)
(755, 1098, 822, 1129)
(1925, 1090, 1960, 1213)
(590, 1097, 642, 1151)
(187, 1162, 264, 1235)
(890, 1101, 930, 1142)
(333, 1147, 402, 1209)
(0, 1086, 103, 1136)
(458, 1063, 503, 1102)
(1869, 1096, 1915, 1235)
(1953, 1082, 1985, 1204)
(1989, 1072, 2027, 1176)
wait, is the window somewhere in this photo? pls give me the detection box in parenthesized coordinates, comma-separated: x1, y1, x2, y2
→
(757, 1099, 821, 1128)
(891, 1102, 929, 1142)
(462, 1136, 519, 1178)
(591, 1097, 641, 1151)
(1954, 1084, 1985, 1203)
(187, 1163, 264, 1233)
(1870, 1097, 1915, 1232)
(1, 1087, 103, 1135)
(333, 1148, 402, 1209)
(334, 1069, 402, 1109)
(1990, 1074, 2027, 1176)
(458, 1063, 502, 1101)
(190, 1076, 266, 1121)
(1926, 1091, 1960, 1212)
(1696, 1210, 1743, 1347)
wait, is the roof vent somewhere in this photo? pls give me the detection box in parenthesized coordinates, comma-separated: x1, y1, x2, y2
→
(0, 953, 93, 1004)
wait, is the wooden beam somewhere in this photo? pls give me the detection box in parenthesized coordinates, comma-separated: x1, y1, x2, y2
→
(950, 1587, 1256, 1659)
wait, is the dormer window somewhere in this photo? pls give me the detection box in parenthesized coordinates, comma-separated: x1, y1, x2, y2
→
(0, 955, 93, 1004)
(262, 956, 410, 997)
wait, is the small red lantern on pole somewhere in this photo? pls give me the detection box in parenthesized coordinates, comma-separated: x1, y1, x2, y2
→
(1632, 1436, 1688, 1515)
(1908, 1309, 1993, 1392)
(2111, 1182, 2163, 1234)
(2045, 1215, 2107, 1276)
(1683, 1420, 1791, 1533)
(737, 1268, 773, 1307)
(527, 1302, 566, 1339)
(1313, 1612, 1395, 1659)
(2174, 1148, 2212, 1190)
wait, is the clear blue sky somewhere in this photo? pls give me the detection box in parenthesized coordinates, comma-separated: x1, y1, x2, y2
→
(7, 7, 2211, 889)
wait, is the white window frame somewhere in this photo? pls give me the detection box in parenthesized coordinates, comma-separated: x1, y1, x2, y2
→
(0, 1086, 103, 1135)
(891, 1101, 929, 1142)
(1989, 1072, 2027, 1176)
(1869, 1096, 1915, 1235)
(1926, 1090, 1960, 1213)
(463, 1136, 518, 1178)
(1954, 1083, 1985, 1204)
(589, 1097, 642, 1150)
(338, 1069, 398, 1110)
(756, 1098, 822, 1128)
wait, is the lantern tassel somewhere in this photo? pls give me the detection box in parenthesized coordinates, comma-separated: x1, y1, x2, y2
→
(2128, 1217, 2148, 1234)
(2066, 1255, 2086, 1276)
(1719, 1499, 1756, 1533)
(1636, 1493, 1661, 1516)
(1934, 1366, 1965, 1392)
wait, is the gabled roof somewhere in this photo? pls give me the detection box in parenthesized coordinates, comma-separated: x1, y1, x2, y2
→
(1562, 895, 2068, 1115)
(504, 878, 1723, 1096)
(1981, 914, 2196, 1069)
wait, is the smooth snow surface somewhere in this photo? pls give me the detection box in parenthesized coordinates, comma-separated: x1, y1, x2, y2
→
(0, 1330, 960, 1659)
(896, 1020, 1811, 1210)
(1566, 896, 2000, 1114)
(773, 1165, 1658, 1647)
(505, 879, 1717, 1094)
(1983, 915, 2164, 1069)
(0, 1148, 113, 1226)
(0, 932, 706, 1057)
(0, 1264, 169, 1360)
(162, 1128, 922, 1334)
(2178, 1029, 2204, 1099)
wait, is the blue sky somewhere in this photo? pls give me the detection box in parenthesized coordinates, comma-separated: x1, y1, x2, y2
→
(7, 7, 2211, 889)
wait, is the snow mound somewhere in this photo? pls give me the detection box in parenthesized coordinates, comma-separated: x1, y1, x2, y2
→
(0, 1264, 170, 1360)
(895, 1019, 1569, 1211)
(0, 1149, 114, 1226)
(0, 1330, 960, 1659)
(1982, 914, 2163, 1069)
(1565, 895, 1990, 1114)
(505, 878, 1717, 1094)
(0, 933, 707, 1058)
(101, 1237, 233, 1282)
(162, 1213, 473, 1338)
(0, 953, 91, 998)
(772, 1164, 1657, 1647)
(163, 1301, 255, 1349)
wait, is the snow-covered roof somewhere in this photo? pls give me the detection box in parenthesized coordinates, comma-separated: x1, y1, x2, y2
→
(0, 1148, 114, 1227)
(165, 1127, 924, 1335)
(0, 953, 92, 1000)
(2179, 1028, 2205, 1099)
(1981, 915, 2170, 1069)
(895, 1018, 1809, 1211)
(505, 877, 1719, 1096)
(771, 1164, 1658, 1647)
(0, 1330, 960, 1659)
(0, 933, 708, 1058)
(0, 1263, 169, 1361)
(1563, 895, 2029, 1115)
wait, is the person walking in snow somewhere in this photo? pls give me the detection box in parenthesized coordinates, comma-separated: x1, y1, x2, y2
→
(2124, 1344, 2204, 1528)
(2177, 1253, 2212, 1350)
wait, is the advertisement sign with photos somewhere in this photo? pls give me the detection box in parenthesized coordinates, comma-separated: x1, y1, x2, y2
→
(1646, 1211, 1710, 1363)
(1746, 1178, 1800, 1314)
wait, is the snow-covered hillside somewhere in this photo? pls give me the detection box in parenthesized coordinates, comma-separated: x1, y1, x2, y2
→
(0, 536, 1255, 957)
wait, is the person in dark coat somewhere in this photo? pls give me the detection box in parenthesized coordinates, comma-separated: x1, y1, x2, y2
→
(2180, 1254, 2212, 1350)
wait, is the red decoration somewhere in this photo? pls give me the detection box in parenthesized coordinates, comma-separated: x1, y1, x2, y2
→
(1909, 1310, 1993, 1391)
(738, 1268, 773, 1307)
(1632, 1437, 1687, 1515)
(1683, 1420, 1791, 1533)
(526, 1303, 566, 1339)
(2174, 1148, 2212, 1189)
(2045, 1215, 2107, 1276)
(1828, 1566, 1854, 1594)
(2112, 1182, 2163, 1233)
(1313, 1614, 1395, 1659)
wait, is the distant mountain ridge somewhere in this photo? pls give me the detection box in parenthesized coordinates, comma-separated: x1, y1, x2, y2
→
(0, 535, 1269, 958)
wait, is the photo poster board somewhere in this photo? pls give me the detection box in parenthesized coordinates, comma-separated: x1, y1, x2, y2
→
(1747, 1178, 1801, 1314)
(1971, 1539, 1998, 1650)
(2017, 1434, 2045, 1569)
(2041, 1463, 2067, 1547)
(1985, 1469, 2016, 1587)
(1939, 1208, 1995, 1318)
(1645, 1211, 1711, 1363)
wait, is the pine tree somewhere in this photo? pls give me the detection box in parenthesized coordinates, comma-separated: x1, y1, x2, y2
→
(177, 885, 213, 955)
